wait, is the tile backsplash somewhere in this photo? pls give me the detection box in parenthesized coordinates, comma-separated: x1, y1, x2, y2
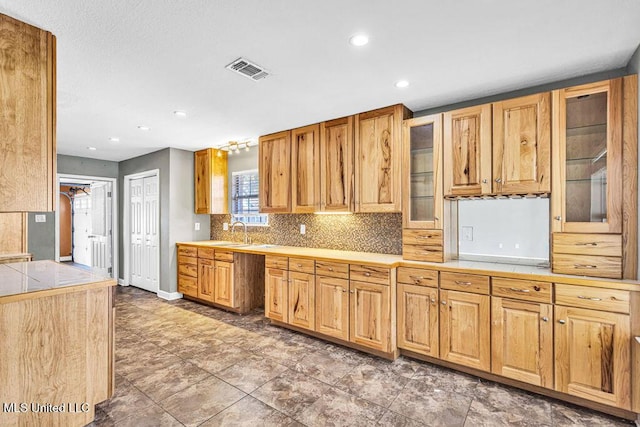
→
(210, 213, 402, 254)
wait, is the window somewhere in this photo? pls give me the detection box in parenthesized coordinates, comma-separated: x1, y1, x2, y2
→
(231, 169, 269, 226)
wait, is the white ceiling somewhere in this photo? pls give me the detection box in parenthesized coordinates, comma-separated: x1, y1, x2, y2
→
(2, 0, 640, 162)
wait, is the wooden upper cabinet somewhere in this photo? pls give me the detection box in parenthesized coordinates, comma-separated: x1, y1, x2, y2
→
(355, 105, 411, 212)
(402, 114, 443, 229)
(444, 104, 492, 196)
(320, 117, 354, 212)
(0, 14, 56, 212)
(259, 131, 291, 213)
(291, 124, 320, 213)
(194, 148, 228, 214)
(551, 78, 623, 234)
(493, 93, 551, 194)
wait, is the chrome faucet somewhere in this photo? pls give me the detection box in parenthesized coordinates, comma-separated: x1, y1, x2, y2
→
(231, 220, 250, 244)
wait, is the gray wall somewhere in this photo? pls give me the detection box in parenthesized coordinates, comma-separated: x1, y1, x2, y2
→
(626, 43, 640, 280)
(57, 154, 119, 178)
(27, 212, 55, 260)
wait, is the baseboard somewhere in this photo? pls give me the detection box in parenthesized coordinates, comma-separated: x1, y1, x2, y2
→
(117, 278, 129, 286)
(158, 290, 183, 301)
(60, 256, 72, 261)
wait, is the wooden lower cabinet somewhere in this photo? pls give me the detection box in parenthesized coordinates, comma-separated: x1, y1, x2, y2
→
(197, 258, 215, 302)
(439, 289, 490, 371)
(315, 275, 349, 341)
(213, 260, 234, 308)
(555, 305, 631, 410)
(288, 271, 315, 330)
(350, 280, 392, 353)
(265, 268, 288, 323)
(397, 283, 439, 357)
(491, 297, 553, 388)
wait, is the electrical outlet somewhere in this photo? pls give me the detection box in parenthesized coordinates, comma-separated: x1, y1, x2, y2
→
(194, 222, 200, 231)
(461, 226, 473, 241)
(498, 243, 503, 249)
(300, 224, 306, 235)
(223, 222, 229, 231)
(35, 214, 46, 223)
(515, 243, 520, 249)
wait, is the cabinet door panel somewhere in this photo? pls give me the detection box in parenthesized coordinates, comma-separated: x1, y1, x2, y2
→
(197, 258, 215, 302)
(320, 117, 353, 212)
(491, 298, 553, 388)
(315, 276, 349, 340)
(440, 290, 490, 371)
(555, 306, 630, 409)
(214, 261, 234, 308)
(397, 283, 438, 356)
(265, 268, 288, 322)
(288, 272, 315, 330)
(194, 148, 228, 214)
(349, 281, 391, 352)
(259, 131, 291, 213)
(444, 104, 492, 196)
(291, 124, 320, 213)
(493, 93, 550, 194)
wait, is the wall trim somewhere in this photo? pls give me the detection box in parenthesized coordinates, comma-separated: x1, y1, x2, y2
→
(118, 278, 128, 286)
(158, 290, 183, 301)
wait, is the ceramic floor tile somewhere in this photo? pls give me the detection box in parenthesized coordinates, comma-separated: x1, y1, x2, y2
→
(290, 349, 361, 384)
(186, 343, 250, 374)
(129, 360, 212, 402)
(215, 354, 289, 393)
(296, 387, 387, 427)
(377, 410, 426, 426)
(411, 363, 480, 397)
(117, 348, 183, 382)
(96, 380, 155, 422)
(252, 370, 331, 418)
(550, 402, 635, 426)
(199, 395, 302, 427)
(335, 363, 410, 407)
(159, 376, 246, 427)
(112, 404, 182, 427)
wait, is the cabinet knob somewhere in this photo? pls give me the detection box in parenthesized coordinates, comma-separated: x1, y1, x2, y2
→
(364, 272, 371, 277)
(441, 300, 447, 305)
(554, 216, 562, 221)
(541, 317, 549, 322)
(328, 267, 334, 271)
(342, 289, 347, 293)
(430, 298, 436, 304)
(350, 290, 355, 294)
(495, 178, 502, 183)
(558, 319, 566, 324)
(482, 179, 488, 183)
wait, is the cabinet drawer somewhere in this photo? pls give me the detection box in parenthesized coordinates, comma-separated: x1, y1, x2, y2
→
(441, 271, 489, 295)
(289, 257, 315, 274)
(552, 253, 622, 279)
(197, 247, 215, 259)
(350, 264, 390, 285)
(403, 229, 443, 246)
(214, 250, 234, 262)
(178, 246, 197, 257)
(178, 255, 197, 265)
(397, 267, 438, 288)
(402, 244, 444, 263)
(315, 260, 349, 279)
(491, 277, 551, 303)
(178, 274, 197, 297)
(553, 233, 622, 257)
(555, 283, 630, 314)
(266, 255, 288, 270)
(178, 260, 198, 277)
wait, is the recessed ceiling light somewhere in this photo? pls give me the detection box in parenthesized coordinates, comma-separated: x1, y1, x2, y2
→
(349, 34, 369, 47)
(108, 137, 120, 142)
(395, 80, 409, 88)
(137, 125, 150, 131)
(87, 146, 97, 151)
(173, 110, 187, 117)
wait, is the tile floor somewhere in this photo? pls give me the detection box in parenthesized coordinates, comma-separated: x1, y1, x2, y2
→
(91, 286, 636, 426)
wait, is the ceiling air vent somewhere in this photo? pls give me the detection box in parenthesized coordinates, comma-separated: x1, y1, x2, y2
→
(226, 57, 269, 81)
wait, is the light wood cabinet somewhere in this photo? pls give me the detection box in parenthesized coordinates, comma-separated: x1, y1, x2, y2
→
(555, 305, 631, 410)
(492, 93, 551, 194)
(443, 104, 492, 196)
(350, 280, 392, 353)
(291, 124, 320, 213)
(288, 271, 315, 330)
(213, 260, 234, 308)
(0, 213, 28, 255)
(355, 105, 411, 212)
(491, 297, 553, 388)
(440, 289, 491, 371)
(315, 275, 349, 340)
(320, 117, 354, 212)
(197, 258, 215, 302)
(194, 148, 228, 214)
(265, 267, 288, 323)
(397, 283, 439, 357)
(0, 14, 56, 212)
(259, 131, 291, 213)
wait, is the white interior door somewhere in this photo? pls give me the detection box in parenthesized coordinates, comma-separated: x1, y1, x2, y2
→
(129, 174, 159, 292)
(73, 193, 92, 266)
(90, 181, 112, 277)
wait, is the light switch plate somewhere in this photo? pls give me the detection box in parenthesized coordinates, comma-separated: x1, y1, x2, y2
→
(194, 222, 200, 231)
(300, 224, 306, 235)
(35, 214, 46, 223)
(223, 222, 229, 231)
(461, 226, 473, 241)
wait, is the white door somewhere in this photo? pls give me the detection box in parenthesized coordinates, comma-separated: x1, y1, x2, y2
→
(90, 181, 112, 277)
(73, 193, 92, 266)
(129, 175, 159, 292)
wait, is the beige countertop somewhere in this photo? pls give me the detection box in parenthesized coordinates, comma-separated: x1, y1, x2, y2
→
(178, 240, 640, 291)
(0, 260, 116, 303)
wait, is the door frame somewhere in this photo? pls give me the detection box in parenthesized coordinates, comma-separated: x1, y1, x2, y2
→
(122, 169, 160, 289)
(55, 174, 119, 280)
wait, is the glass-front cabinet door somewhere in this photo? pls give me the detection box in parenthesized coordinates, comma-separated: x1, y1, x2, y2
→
(402, 114, 443, 229)
(552, 79, 622, 234)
